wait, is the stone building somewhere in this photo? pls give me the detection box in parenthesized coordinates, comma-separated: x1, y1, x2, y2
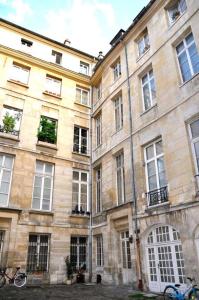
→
(0, 18, 96, 284)
(0, 0, 199, 293)
(91, 0, 199, 292)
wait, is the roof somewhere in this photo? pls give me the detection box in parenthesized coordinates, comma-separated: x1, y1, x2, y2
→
(0, 18, 98, 61)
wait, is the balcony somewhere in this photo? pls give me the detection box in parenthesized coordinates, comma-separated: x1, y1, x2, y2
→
(0, 125, 19, 137)
(146, 186, 168, 207)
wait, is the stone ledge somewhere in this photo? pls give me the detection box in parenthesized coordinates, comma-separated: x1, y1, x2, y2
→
(0, 132, 20, 142)
(36, 141, 58, 150)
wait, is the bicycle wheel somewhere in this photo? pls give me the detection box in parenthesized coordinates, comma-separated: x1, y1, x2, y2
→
(164, 286, 178, 300)
(14, 274, 27, 287)
(189, 289, 199, 300)
(0, 275, 6, 288)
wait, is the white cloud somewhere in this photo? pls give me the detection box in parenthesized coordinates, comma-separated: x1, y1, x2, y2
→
(6, 0, 32, 24)
(42, 0, 115, 55)
(0, 0, 8, 4)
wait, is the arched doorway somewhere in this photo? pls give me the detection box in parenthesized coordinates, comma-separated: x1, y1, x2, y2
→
(146, 225, 185, 292)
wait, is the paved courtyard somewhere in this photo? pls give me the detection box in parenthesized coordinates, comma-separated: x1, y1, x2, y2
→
(0, 284, 144, 300)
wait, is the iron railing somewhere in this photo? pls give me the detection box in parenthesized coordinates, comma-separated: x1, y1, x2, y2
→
(0, 126, 19, 137)
(146, 186, 168, 207)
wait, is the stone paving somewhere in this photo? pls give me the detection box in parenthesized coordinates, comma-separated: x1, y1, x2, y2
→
(0, 284, 138, 300)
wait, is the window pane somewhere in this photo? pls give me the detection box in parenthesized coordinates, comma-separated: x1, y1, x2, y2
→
(32, 197, 40, 209)
(36, 161, 44, 173)
(4, 156, 13, 169)
(188, 44, 199, 74)
(2, 170, 11, 182)
(194, 141, 199, 170)
(143, 84, 151, 110)
(156, 140, 163, 155)
(81, 173, 87, 182)
(44, 177, 51, 189)
(73, 171, 79, 181)
(0, 194, 8, 206)
(76, 89, 81, 102)
(0, 182, 9, 194)
(82, 91, 88, 105)
(45, 164, 53, 175)
(185, 33, 194, 45)
(150, 78, 156, 100)
(146, 145, 154, 160)
(190, 120, 199, 139)
(178, 52, 192, 82)
(157, 157, 167, 187)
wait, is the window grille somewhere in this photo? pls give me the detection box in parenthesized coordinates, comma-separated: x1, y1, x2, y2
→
(27, 234, 49, 272)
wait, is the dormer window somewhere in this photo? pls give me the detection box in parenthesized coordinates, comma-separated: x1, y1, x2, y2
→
(137, 30, 150, 57)
(167, 0, 187, 24)
(80, 61, 89, 75)
(21, 38, 33, 47)
(52, 50, 62, 65)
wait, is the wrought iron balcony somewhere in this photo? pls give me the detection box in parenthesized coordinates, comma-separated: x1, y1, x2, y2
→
(0, 125, 19, 137)
(146, 186, 168, 207)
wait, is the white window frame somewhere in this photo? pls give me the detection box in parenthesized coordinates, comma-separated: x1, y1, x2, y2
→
(116, 152, 125, 205)
(32, 161, 54, 211)
(141, 69, 156, 111)
(138, 31, 150, 57)
(9, 63, 30, 85)
(96, 235, 104, 267)
(96, 114, 102, 147)
(144, 139, 167, 193)
(0, 154, 14, 207)
(176, 32, 199, 83)
(0, 230, 4, 264)
(72, 170, 89, 212)
(80, 61, 89, 75)
(96, 167, 102, 213)
(113, 60, 121, 81)
(45, 75, 62, 97)
(167, 0, 187, 25)
(189, 118, 199, 175)
(120, 231, 131, 269)
(73, 126, 88, 155)
(114, 95, 123, 132)
(76, 87, 89, 106)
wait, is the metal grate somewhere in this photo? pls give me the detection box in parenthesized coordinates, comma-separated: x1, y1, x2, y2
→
(147, 186, 168, 207)
(27, 234, 49, 272)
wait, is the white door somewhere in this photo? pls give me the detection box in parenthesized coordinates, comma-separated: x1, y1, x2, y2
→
(120, 231, 133, 284)
(147, 225, 186, 293)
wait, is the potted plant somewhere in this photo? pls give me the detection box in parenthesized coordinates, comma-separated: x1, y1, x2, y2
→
(64, 256, 73, 284)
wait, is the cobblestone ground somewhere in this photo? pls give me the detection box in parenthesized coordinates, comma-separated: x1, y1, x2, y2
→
(0, 284, 141, 300)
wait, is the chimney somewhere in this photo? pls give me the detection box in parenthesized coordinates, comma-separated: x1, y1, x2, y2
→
(64, 39, 71, 46)
(98, 51, 104, 60)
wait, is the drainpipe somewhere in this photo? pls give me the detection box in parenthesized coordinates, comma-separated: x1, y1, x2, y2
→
(123, 41, 143, 290)
(88, 86, 93, 282)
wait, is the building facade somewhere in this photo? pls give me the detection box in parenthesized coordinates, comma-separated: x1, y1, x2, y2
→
(0, 0, 199, 292)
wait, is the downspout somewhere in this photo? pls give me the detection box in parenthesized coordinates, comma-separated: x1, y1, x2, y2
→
(88, 85, 93, 282)
(123, 41, 143, 290)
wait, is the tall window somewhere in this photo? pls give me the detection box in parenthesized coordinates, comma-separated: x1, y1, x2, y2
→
(96, 114, 102, 147)
(0, 231, 4, 264)
(52, 50, 62, 65)
(167, 0, 187, 24)
(114, 95, 123, 131)
(141, 69, 156, 111)
(32, 161, 54, 211)
(121, 231, 131, 269)
(138, 30, 150, 56)
(80, 61, 89, 75)
(176, 32, 199, 82)
(0, 154, 14, 207)
(37, 116, 57, 145)
(73, 126, 88, 155)
(0, 106, 22, 136)
(189, 118, 199, 174)
(76, 87, 89, 106)
(45, 75, 62, 97)
(96, 235, 104, 267)
(96, 167, 102, 213)
(70, 237, 87, 271)
(72, 170, 88, 213)
(27, 234, 50, 272)
(145, 140, 167, 192)
(96, 81, 102, 100)
(9, 62, 30, 85)
(112, 59, 121, 81)
(116, 153, 125, 205)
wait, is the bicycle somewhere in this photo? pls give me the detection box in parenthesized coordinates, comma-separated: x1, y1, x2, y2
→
(164, 277, 199, 300)
(0, 267, 27, 288)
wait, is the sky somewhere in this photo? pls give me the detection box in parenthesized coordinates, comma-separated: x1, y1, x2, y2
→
(0, 0, 150, 56)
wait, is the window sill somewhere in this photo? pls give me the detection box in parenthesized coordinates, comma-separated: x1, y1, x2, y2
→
(140, 103, 157, 116)
(0, 132, 20, 141)
(113, 75, 121, 84)
(136, 48, 150, 62)
(37, 141, 58, 150)
(7, 79, 29, 88)
(74, 101, 91, 109)
(0, 206, 22, 213)
(43, 91, 62, 99)
(72, 151, 90, 158)
(29, 210, 54, 216)
(94, 143, 102, 151)
(179, 72, 199, 88)
(69, 213, 90, 219)
(145, 201, 170, 212)
(111, 127, 123, 137)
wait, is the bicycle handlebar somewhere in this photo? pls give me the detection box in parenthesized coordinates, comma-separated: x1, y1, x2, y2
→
(187, 277, 195, 282)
